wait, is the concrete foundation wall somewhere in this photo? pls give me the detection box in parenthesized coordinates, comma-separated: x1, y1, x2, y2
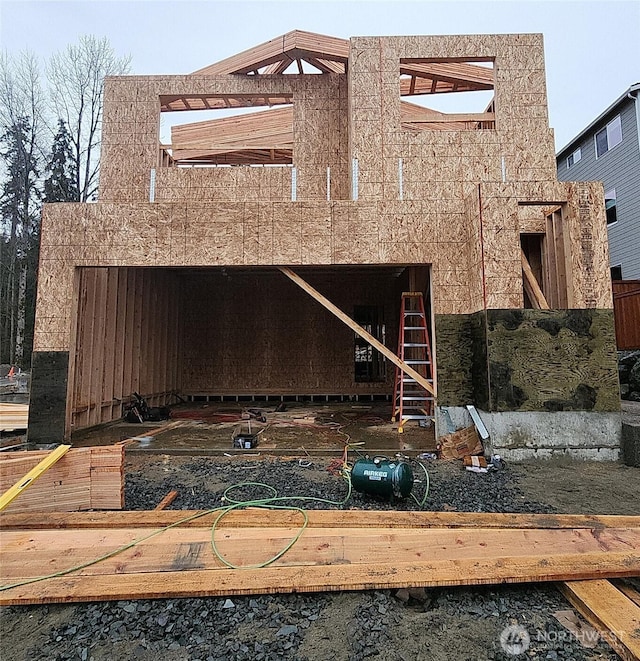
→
(437, 406, 621, 461)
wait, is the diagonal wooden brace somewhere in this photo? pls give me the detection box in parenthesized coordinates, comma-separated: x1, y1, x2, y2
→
(279, 267, 435, 397)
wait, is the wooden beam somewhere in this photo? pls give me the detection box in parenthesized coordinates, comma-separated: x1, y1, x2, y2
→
(154, 490, 178, 511)
(403, 112, 495, 124)
(3, 510, 639, 531)
(400, 60, 494, 86)
(560, 580, 640, 661)
(1, 527, 638, 605)
(521, 249, 550, 310)
(279, 268, 435, 396)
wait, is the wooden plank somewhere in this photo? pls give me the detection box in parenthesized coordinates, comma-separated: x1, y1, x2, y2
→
(279, 268, 435, 397)
(521, 249, 550, 310)
(560, 580, 640, 661)
(0, 403, 29, 432)
(0, 445, 71, 512)
(154, 490, 178, 510)
(2, 526, 639, 579)
(3, 509, 639, 531)
(0, 445, 123, 514)
(1, 551, 638, 606)
(613, 580, 640, 608)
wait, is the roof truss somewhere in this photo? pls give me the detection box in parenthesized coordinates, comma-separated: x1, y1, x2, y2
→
(192, 30, 349, 76)
(161, 32, 496, 163)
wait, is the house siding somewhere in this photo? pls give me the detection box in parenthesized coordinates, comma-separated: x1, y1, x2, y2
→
(558, 95, 640, 278)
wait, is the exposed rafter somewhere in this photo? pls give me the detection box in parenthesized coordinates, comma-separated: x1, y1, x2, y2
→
(193, 30, 349, 76)
(170, 106, 294, 164)
(160, 94, 293, 113)
(167, 98, 496, 165)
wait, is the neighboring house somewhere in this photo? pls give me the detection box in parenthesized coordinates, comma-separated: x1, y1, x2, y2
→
(557, 84, 640, 280)
(28, 31, 621, 459)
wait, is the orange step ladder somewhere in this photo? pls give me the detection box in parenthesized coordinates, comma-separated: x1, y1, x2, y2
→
(392, 292, 434, 432)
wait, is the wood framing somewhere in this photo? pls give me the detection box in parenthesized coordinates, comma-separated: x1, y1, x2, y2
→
(560, 580, 640, 661)
(30, 30, 618, 440)
(279, 268, 435, 396)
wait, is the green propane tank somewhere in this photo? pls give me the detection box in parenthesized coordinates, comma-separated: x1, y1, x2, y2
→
(351, 457, 414, 499)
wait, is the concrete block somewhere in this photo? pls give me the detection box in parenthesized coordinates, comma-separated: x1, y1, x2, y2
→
(621, 422, 640, 467)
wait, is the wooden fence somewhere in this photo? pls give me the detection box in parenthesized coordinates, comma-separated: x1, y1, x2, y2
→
(612, 280, 640, 350)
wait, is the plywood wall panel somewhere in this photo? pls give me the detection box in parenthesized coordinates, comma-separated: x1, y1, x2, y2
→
(179, 269, 404, 395)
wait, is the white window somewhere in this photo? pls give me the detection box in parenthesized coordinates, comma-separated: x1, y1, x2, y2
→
(605, 189, 617, 225)
(566, 148, 582, 168)
(595, 115, 622, 158)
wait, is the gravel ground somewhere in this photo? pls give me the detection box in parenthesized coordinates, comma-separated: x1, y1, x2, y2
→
(1, 455, 633, 660)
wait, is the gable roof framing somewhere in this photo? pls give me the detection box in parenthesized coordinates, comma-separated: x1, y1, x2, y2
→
(162, 30, 496, 163)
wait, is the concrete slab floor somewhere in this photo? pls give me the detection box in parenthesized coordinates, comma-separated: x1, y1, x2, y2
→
(71, 401, 437, 456)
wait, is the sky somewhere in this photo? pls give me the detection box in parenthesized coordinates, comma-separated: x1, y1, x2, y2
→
(1, 0, 639, 150)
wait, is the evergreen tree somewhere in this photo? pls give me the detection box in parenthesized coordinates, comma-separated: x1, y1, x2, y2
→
(0, 117, 42, 365)
(43, 119, 79, 202)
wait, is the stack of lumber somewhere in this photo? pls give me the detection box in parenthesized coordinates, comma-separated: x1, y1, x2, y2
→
(1, 511, 638, 605)
(562, 580, 640, 660)
(0, 402, 28, 432)
(0, 445, 124, 514)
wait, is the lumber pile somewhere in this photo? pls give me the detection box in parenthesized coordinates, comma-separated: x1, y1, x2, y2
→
(561, 580, 640, 661)
(1, 511, 638, 606)
(0, 445, 124, 514)
(0, 402, 28, 432)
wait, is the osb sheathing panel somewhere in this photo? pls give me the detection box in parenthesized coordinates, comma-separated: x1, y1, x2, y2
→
(564, 182, 612, 309)
(348, 35, 556, 204)
(154, 167, 292, 203)
(294, 74, 349, 201)
(179, 270, 404, 394)
(100, 74, 349, 204)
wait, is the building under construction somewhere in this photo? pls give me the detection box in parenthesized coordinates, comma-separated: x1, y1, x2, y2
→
(28, 31, 620, 459)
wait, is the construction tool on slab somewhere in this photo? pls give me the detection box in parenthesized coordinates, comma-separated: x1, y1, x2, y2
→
(0, 444, 71, 512)
(232, 418, 259, 449)
(245, 408, 267, 423)
(351, 456, 414, 499)
(123, 392, 170, 423)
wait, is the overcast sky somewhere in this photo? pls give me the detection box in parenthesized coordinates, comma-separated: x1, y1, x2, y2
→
(1, 0, 639, 150)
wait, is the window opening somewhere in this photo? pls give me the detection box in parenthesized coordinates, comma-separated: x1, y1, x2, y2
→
(354, 305, 386, 382)
(610, 265, 622, 280)
(399, 58, 495, 131)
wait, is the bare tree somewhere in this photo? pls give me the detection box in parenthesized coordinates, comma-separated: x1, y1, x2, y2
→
(47, 35, 131, 202)
(0, 51, 45, 366)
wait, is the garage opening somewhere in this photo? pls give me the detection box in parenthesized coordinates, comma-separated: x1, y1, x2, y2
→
(68, 265, 433, 435)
